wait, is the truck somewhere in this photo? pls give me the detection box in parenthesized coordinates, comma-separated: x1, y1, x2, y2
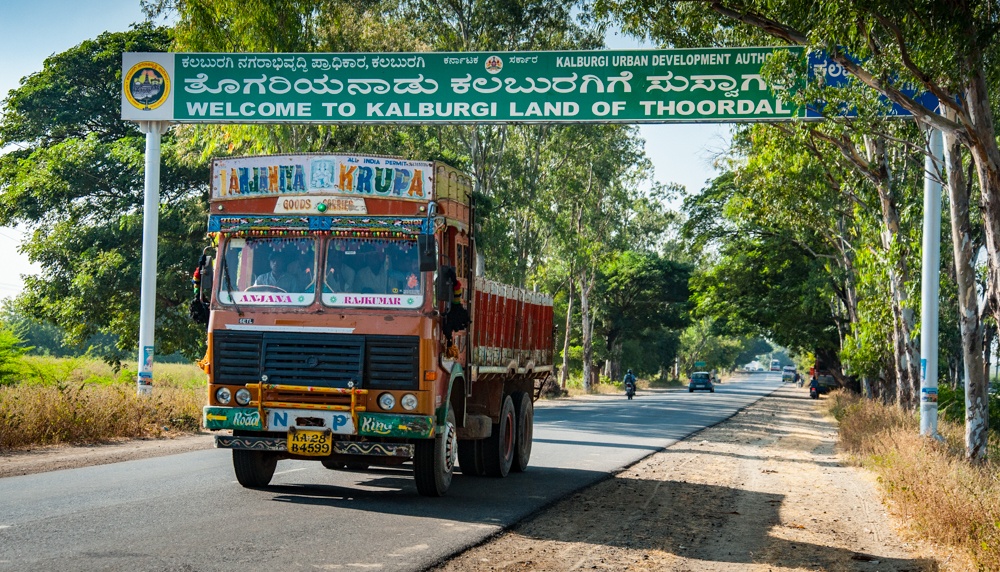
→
(192, 154, 555, 496)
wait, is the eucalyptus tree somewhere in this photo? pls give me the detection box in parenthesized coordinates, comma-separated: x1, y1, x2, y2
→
(0, 24, 208, 362)
(401, 0, 608, 292)
(540, 124, 649, 391)
(601, 0, 1000, 394)
(942, 108, 990, 460)
(783, 119, 928, 408)
(634, 2, 994, 456)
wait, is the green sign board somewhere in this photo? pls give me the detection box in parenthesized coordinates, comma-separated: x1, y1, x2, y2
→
(695, 361, 707, 368)
(122, 47, 804, 124)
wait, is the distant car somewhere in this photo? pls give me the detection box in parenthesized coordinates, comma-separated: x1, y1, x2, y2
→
(689, 371, 715, 393)
(781, 365, 796, 383)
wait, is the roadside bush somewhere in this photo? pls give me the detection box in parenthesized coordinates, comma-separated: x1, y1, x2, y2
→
(0, 357, 206, 449)
(826, 390, 1000, 570)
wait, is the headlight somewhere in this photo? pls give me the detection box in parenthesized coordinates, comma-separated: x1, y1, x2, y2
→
(215, 387, 232, 405)
(400, 393, 418, 411)
(378, 392, 396, 410)
(235, 388, 251, 406)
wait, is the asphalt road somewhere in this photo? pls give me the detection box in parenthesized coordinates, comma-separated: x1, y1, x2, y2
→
(0, 373, 782, 572)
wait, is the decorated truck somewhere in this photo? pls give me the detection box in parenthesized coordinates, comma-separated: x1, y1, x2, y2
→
(193, 154, 554, 496)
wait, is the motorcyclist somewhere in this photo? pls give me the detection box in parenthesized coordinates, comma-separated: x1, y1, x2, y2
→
(623, 369, 637, 396)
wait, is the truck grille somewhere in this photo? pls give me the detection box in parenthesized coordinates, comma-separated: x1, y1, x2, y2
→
(365, 335, 420, 390)
(213, 331, 418, 390)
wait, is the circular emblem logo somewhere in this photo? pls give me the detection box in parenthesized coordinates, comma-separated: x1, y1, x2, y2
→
(124, 61, 170, 110)
(485, 55, 504, 75)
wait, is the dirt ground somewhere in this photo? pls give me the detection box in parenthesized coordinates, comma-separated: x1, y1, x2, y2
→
(432, 384, 955, 572)
(0, 385, 961, 570)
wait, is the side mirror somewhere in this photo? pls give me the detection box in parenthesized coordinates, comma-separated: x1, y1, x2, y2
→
(417, 234, 437, 272)
(200, 256, 214, 301)
(436, 266, 456, 310)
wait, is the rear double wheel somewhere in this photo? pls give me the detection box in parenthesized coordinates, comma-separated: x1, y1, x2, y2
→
(458, 438, 487, 476)
(511, 391, 533, 473)
(483, 395, 515, 477)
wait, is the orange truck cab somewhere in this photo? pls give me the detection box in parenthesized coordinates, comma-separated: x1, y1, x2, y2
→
(194, 154, 554, 496)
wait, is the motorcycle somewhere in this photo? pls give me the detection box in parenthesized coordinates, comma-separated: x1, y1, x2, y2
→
(625, 381, 636, 400)
(809, 384, 819, 399)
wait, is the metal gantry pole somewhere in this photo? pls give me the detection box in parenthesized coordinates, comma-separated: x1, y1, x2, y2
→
(919, 127, 944, 436)
(136, 121, 168, 396)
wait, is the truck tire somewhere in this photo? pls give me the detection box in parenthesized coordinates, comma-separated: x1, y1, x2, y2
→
(511, 391, 533, 472)
(458, 439, 486, 476)
(233, 450, 277, 488)
(414, 408, 457, 497)
(483, 395, 515, 478)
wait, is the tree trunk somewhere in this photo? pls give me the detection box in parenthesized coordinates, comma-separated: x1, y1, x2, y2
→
(609, 341, 623, 383)
(867, 135, 920, 408)
(962, 71, 1000, 331)
(579, 269, 596, 393)
(943, 120, 988, 461)
(560, 269, 575, 390)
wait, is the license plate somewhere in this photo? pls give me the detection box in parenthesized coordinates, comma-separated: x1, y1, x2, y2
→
(287, 428, 332, 456)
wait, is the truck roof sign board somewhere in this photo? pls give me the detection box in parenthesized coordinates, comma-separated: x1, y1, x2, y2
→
(210, 154, 434, 200)
(122, 48, 807, 124)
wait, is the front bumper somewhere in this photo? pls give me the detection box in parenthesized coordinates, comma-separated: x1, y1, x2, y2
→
(214, 434, 415, 458)
(203, 406, 435, 439)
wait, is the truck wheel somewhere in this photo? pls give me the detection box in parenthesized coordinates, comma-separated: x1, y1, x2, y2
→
(458, 439, 486, 476)
(483, 395, 515, 478)
(511, 391, 533, 472)
(233, 450, 277, 488)
(414, 408, 456, 497)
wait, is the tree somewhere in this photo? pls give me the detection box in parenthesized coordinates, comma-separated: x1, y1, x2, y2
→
(0, 24, 209, 362)
(0, 324, 30, 385)
(597, 250, 690, 380)
(601, 0, 1000, 445)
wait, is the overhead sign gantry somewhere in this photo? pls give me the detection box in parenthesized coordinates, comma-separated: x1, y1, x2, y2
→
(123, 47, 809, 124)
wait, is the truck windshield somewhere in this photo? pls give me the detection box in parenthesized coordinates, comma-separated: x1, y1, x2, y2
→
(218, 237, 316, 306)
(322, 238, 424, 309)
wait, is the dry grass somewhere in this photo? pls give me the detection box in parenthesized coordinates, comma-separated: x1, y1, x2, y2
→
(826, 390, 1000, 570)
(0, 358, 206, 450)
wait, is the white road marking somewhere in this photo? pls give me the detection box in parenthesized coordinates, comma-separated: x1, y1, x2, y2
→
(274, 467, 309, 476)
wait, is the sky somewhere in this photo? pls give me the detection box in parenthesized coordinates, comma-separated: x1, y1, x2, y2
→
(0, 1, 729, 302)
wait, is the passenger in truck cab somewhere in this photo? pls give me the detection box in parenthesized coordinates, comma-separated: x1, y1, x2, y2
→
(353, 246, 389, 294)
(254, 251, 300, 292)
(287, 254, 311, 291)
(322, 243, 358, 293)
(388, 245, 420, 294)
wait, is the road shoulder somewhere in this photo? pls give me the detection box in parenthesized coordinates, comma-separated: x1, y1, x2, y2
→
(431, 384, 941, 571)
(0, 433, 215, 478)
